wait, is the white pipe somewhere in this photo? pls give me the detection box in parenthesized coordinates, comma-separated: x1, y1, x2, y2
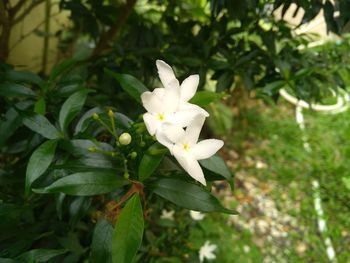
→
(280, 88, 350, 262)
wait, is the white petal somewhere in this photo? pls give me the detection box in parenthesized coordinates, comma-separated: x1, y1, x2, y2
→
(153, 88, 165, 99)
(155, 130, 173, 151)
(185, 114, 206, 145)
(162, 123, 185, 143)
(191, 139, 224, 160)
(143, 113, 158, 135)
(163, 79, 180, 112)
(173, 147, 206, 185)
(156, 60, 176, 88)
(141, 91, 163, 113)
(180, 74, 199, 102)
(172, 110, 197, 127)
(180, 102, 209, 117)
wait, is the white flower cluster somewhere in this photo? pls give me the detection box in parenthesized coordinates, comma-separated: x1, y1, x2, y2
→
(141, 60, 224, 185)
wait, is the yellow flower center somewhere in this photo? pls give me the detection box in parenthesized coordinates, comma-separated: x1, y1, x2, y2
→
(158, 113, 165, 121)
(183, 143, 190, 151)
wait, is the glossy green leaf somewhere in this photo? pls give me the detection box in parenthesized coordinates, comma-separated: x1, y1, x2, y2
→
(33, 171, 129, 196)
(105, 69, 148, 103)
(59, 90, 90, 132)
(92, 219, 113, 263)
(138, 143, 167, 181)
(34, 97, 46, 114)
(50, 59, 77, 81)
(112, 194, 144, 263)
(199, 154, 233, 183)
(0, 107, 23, 147)
(6, 70, 42, 84)
(22, 112, 61, 139)
(151, 178, 236, 214)
(190, 91, 225, 107)
(0, 83, 36, 97)
(74, 107, 103, 134)
(16, 249, 68, 262)
(25, 139, 57, 195)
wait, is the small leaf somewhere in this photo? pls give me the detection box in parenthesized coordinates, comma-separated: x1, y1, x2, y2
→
(59, 90, 90, 132)
(50, 59, 77, 81)
(5, 70, 42, 84)
(16, 249, 68, 262)
(190, 91, 225, 107)
(199, 154, 234, 189)
(33, 171, 129, 196)
(34, 97, 46, 114)
(150, 178, 236, 214)
(112, 194, 144, 263)
(0, 107, 23, 147)
(0, 83, 36, 97)
(22, 112, 60, 139)
(105, 69, 148, 103)
(25, 139, 57, 195)
(92, 219, 113, 263)
(138, 143, 167, 181)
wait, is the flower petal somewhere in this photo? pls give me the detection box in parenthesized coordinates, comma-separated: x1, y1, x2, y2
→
(156, 60, 176, 88)
(141, 91, 163, 113)
(185, 114, 206, 145)
(180, 102, 209, 117)
(143, 113, 158, 135)
(191, 139, 224, 160)
(155, 130, 174, 151)
(162, 123, 186, 144)
(163, 79, 180, 112)
(173, 146, 206, 185)
(180, 74, 199, 102)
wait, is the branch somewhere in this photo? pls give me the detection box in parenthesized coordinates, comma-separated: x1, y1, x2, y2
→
(92, 0, 137, 57)
(11, 0, 45, 26)
(9, 0, 26, 18)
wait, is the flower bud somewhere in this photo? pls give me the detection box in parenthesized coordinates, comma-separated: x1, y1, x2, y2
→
(92, 113, 99, 120)
(108, 109, 114, 118)
(119, 133, 132, 145)
(130, 152, 137, 159)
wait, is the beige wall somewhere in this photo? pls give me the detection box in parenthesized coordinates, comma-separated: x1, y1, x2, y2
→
(7, 1, 69, 73)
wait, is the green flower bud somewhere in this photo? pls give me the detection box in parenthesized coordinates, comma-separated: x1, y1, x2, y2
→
(108, 109, 114, 118)
(119, 132, 132, 145)
(130, 152, 137, 159)
(92, 113, 99, 120)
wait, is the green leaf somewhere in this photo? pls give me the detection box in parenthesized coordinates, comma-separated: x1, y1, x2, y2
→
(33, 171, 129, 196)
(190, 91, 225, 107)
(112, 194, 144, 263)
(92, 219, 113, 263)
(0, 83, 36, 97)
(74, 107, 104, 134)
(6, 70, 42, 84)
(59, 90, 90, 132)
(138, 143, 166, 181)
(50, 59, 77, 81)
(105, 69, 148, 103)
(0, 107, 23, 147)
(216, 72, 233, 92)
(199, 154, 234, 189)
(34, 97, 46, 114)
(22, 112, 61, 139)
(151, 178, 236, 214)
(25, 140, 57, 195)
(16, 249, 68, 262)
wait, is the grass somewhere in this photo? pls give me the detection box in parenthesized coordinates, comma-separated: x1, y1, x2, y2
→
(201, 92, 350, 262)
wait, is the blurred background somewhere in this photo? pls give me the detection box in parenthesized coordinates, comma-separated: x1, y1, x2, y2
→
(2, 0, 350, 262)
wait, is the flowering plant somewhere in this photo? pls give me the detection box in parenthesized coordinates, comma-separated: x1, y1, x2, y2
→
(1, 59, 234, 262)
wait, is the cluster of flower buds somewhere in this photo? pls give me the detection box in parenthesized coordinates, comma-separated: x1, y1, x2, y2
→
(141, 60, 224, 185)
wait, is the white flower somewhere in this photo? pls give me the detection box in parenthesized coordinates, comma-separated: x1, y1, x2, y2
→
(160, 209, 175, 220)
(163, 115, 224, 185)
(199, 241, 217, 262)
(190, 210, 205, 221)
(141, 60, 208, 148)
